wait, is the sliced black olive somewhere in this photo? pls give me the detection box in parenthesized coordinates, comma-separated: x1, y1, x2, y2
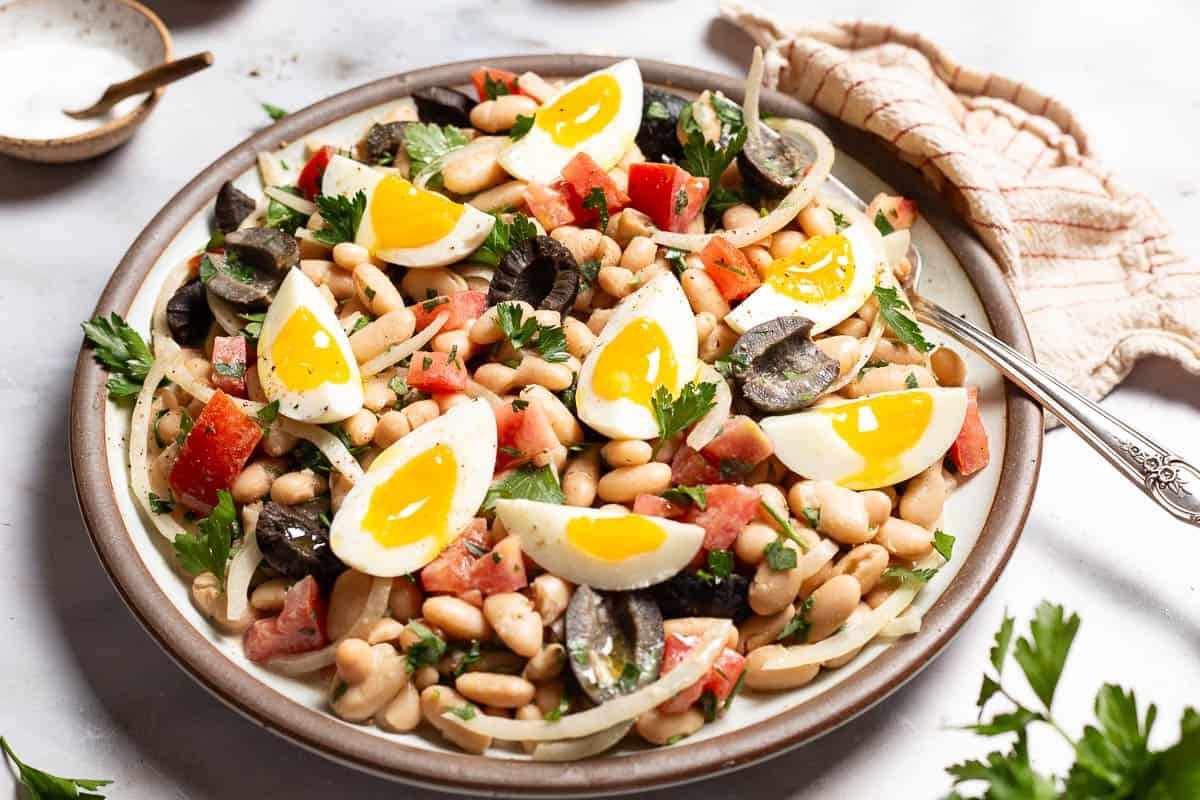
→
(215, 181, 257, 234)
(565, 586, 664, 704)
(224, 227, 299, 274)
(737, 126, 812, 200)
(201, 251, 278, 307)
(653, 572, 751, 624)
(256, 500, 344, 585)
(731, 316, 840, 413)
(205, 227, 299, 306)
(488, 235, 579, 315)
(413, 86, 476, 128)
(637, 87, 687, 163)
(165, 278, 214, 347)
(358, 121, 409, 166)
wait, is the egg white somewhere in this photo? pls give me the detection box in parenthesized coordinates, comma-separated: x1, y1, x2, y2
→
(498, 59, 643, 184)
(760, 387, 969, 490)
(256, 268, 363, 424)
(330, 399, 498, 577)
(725, 220, 881, 335)
(495, 499, 705, 591)
(576, 271, 699, 440)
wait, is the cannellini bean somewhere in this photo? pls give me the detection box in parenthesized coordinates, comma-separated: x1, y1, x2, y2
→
(598, 265, 637, 298)
(798, 205, 836, 238)
(413, 665, 440, 690)
(816, 335, 862, 380)
(354, 263, 405, 315)
(483, 593, 542, 658)
(373, 410, 411, 448)
(551, 226, 603, 265)
(830, 544, 890, 595)
(511, 356, 573, 392)
(375, 681, 421, 732)
(734, 522, 780, 566)
(635, 708, 705, 745)
(805, 575, 861, 642)
(231, 457, 288, 504)
(404, 398, 441, 430)
(873, 517, 935, 560)
(562, 316, 596, 359)
(456, 673, 536, 709)
(744, 645, 820, 691)
(722, 203, 761, 231)
(613, 208, 655, 246)
(523, 643, 567, 683)
(249, 577, 291, 612)
(700, 323, 739, 362)
(327, 570, 382, 641)
(331, 641, 409, 722)
(788, 480, 872, 544)
(738, 606, 795, 653)
(421, 685, 492, 754)
(533, 678, 565, 715)
(844, 364, 936, 398)
(424, 596, 490, 641)
(389, 577, 423, 622)
(270, 469, 327, 506)
(442, 136, 509, 194)
(400, 267, 467, 302)
(362, 375, 398, 413)
(899, 464, 946, 528)
(349, 308, 417, 363)
(861, 490, 893, 529)
(469, 94, 539, 133)
(596, 463, 672, 503)
(822, 603, 871, 668)
(680, 268, 730, 317)
(530, 574, 572, 625)
(260, 424, 298, 457)
(563, 448, 600, 507)
(332, 242, 370, 270)
(872, 337, 926, 366)
(831, 316, 870, 338)
(471, 180, 528, 213)
(601, 439, 652, 468)
(341, 409, 378, 448)
(520, 385, 583, 445)
(620, 236, 658, 271)
(192, 572, 256, 633)
(769, 230, 805, 259)
(931, 347, 967, 386)
(749, 538, 808, 616)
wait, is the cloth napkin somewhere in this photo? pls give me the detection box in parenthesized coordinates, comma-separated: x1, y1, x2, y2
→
(721, 2, 1200, 400)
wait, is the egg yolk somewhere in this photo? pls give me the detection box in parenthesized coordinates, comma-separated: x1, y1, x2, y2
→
(765, 234, 856, 303)
(592, 318, 678, 412)
(362, 444, 457, 549)
(268, 306, 352, 391)
(821, 391, 933, 489)
(536, 73, 621, 147)
(371, 175, 464, 250)
(566, 515, 667, 561)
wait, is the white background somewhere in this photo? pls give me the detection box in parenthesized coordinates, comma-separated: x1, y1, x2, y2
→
(1, 1, 1198, 797)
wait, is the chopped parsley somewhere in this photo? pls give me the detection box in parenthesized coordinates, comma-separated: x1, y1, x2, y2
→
(663, 247, 688, 277)
(405, 122, 470, 185)
(650, 381, 717, 454)
(148, 492, 174, 515)
(175, 409, 194, 446)
(452, 640, 483, 677)
(831, 209, 851, 230)
(448, 704, 478, 721)
(471, 212, 537, 267)
(213, 360, 245, 379)
(883, 565, 939, 584)
(238, 311, 266, 340)
(698, 549, 734, 584)
(763, 538, 797, 571)
(172, 490, 239, 587)
(662, 485, 707, 509)
(81, 312, 154, 403)
(509, 114, 535, 141)
(616, 663, 641, 693)
(543, 696, 571, 722)
(934, 530, 956, 562)
(678, 94, 748, 214)
(873, 285, 935, 353)
(645, 100, 670, 121)
(905, 372, 919, 390)
(312, 190, 367, 246)
(577, 258, 601, 290)
(856, 358, 889, 380)
(777, 597, 814, 642)
(482, 464, 565, 512)
(265, 192, 309, 234)
(495, 302, 569, 363)
(483, 73, 514, 100)
(582, 187, 610, 232)
(674, 187, 689, 214)
(760, 499, 809, 552)
(405, 621, 447, 671)
(511, 398, 529, 412)
(874, 209, 896, 236)
(801, 506, 820, 531)
(713, 351, 750, 379)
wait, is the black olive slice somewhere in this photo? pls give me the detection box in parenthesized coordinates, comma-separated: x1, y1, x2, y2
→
(256, 500, 344, 585)
(653, 572, 751, 624)
(165, 278, 214, 347)
(565, 586, 664, 705)
(224, 227, 299, 274)
(201, 252, 278, 307)
(488, 235, 580, 315)
(737, 126, 812, 199)
(636, 87, 688, 163)
(413, 86, 476, 128)
(215, 181, 257, 233)
(731, 316, 840, 413)
(358, 121, 409, 165)
(204, 227, 299, 307)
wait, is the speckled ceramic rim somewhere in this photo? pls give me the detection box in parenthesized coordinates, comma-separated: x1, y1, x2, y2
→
(69, 55, 1043, 797)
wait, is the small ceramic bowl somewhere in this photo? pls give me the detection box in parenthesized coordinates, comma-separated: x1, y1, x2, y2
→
(0, 0, 172, 163)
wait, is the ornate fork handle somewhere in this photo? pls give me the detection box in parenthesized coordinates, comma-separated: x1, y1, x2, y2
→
(916, 298, 1200, 526)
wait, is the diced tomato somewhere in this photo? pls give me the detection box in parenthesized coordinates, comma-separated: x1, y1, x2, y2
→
(407, 350, 468, 394)
(471, 67, 521, 101)
(169, 390, 263, 514)
(865, 193, 918, 231)
(243, 576, 327, 663)
(493, 401, 560, 472)
(700, 416, 774, 472)
(210, 335, 249, 398)
(682, 484, 762, 550)
(468, 535, 528, 594)
(699, 236, 760, 301)
(949, 386, 990, 476)
(561, 153, 629, 226)
(704, 648, 747, 704)
(411, 291, 488, 332)
(627, 163, 708, 233)
(421, 519, 489, 595)
(524, 180, 579, 231)
(298, 145, 335, 201)
(633, 494, 685, 519)
(657, 634, 746, 714)
(671, 445, 723, 485)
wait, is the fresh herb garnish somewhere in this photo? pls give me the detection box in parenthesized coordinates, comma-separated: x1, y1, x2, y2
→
(509, 114, 535, 141)
(857, 358, 889, 380)
(874, 209, 896, 236)
(261, 102, 288, 121)
(713, 351, 750, 379)
(349, 315, 370, 336)
(482, 464, 565, 512)
(213, 360, 246, 379)
(175, 408, 194, 446)
(934, 530, 956, 562)
(452, 640, 483, 677)
(0, 736, 113, 799)
(645, 100, 670, 120)
(697, 549, 734, 585)
(471, 212, 538, 267)
(700, 689, 720, 722)
(464, 539, 490, 558)
(255, 400, 279, 433)
(405, 122, 469, 183)
(723, 669, 748, 711)
(81, 313, 154, 403)
(583, 187, 611, 232)
(663, 247, 688, 277)
(801, 506, 820, 531)
(831, 209, 851, 230)
(777, 597, 814, 642)
(405, 621, 446, 671)
(265, 194, 308, 234)
(873, 286, 935, 353)
(495, 302, 569, 363)
(905, 372, 919, 390)
(172, 490, 239, 587)
(448, 704, 478, 721)
(483, 73, 513, 100)
(238, 311, 266, 340)
(543, 696, 571, 722)
(707, 186, 743, 214)
(662, 485, 707, 509)
(759, 499, 809, 552)
(883, 565, 939, 584)
(678, 97, 748, 214)
(312, 190, 367, 246)
(674, 187, 689, 214)
(148, 492, 174, 515)
(650, 381, 717, 454)
(511, 398, 529, 412)
(616, 663, 641, 693)
(763, 538, 797, 571)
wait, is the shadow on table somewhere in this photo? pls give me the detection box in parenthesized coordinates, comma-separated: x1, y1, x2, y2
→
(0, 156, 113, 204)
(136, 0, 249, 30)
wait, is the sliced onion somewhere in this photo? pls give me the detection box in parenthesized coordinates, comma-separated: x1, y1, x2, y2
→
(686, 364, 732, 452)
(278, 418, 365, 483)
(451, 621, 732, 741)
(796, 538, 839, 578)
(762, 554, 941, 670)
(880, 611, 922, 638)
(264, 644, 337, 676)
(652, 50, 834, 252)
(129, 358, 187, 542)
(455, 264, 495, 283)
(882, 229, 911, 269)
(206, 290, 245, 336)
(360, 314, 446, 376)
(264, 186, 316, 216)
(265, 575, 392, 675)
(340, 311, 366, 334)
(226, 502, 263, 622)
(532, 722, 632, 762)
(824, 305, 885, 396)
(164, 358, 265, 415)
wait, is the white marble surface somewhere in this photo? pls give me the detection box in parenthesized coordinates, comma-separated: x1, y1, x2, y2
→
(1, 1, 1198, 797)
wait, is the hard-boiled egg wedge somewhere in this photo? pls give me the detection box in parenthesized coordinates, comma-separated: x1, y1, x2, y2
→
(498, 59, 643, 184)
(320, 154, 494, 268)
(576, 271, 699, 440)
(725, 220, 881, 335)
(495, 499, 705, 591)
(257, 268, 363, 423)
(761, 388, 968, 490)
(330, 399, 497, 577)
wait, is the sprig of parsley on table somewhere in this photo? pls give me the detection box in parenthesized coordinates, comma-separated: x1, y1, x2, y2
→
(495, 302, 569, 363)
(171, 489, 240, 588)
(81, 313, 154, 403)
(873, 285, 935, 353)
(471, 213, 537, 267)
(312, 190, 366, 246)
(0, 736, 112, 799)
(650, 381, 717, 454)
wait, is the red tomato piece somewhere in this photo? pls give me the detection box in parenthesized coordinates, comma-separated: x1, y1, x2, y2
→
(468, 535, 528, 594)
(523, 180, 579, 231)
(243, 576, 328, 663)
(633, 494, 685, 519)
(471, 67, 521, 101)
(657, 633, 747, 714)
(407, 350, 468, 394)
(949, 386, 990, 476)
(699, 236, 760, 301)
(411, 291, 488, 332)
(420, 518, 489, 595)
(865, 193, 919, 231)
(561, 152, 629, 226)
(682, 484, 762, 550)
(298, 145, 335, 201)
(670, 445, 723, 486)
(493, 401, 560, 473)
(704, 647, 747, 704)
(627, 163, 709, 233)
(169, 390, 263, 514)
(676, 176, 709, 232)
(700, 416, 774, 471)
(210, 335, 249, 398)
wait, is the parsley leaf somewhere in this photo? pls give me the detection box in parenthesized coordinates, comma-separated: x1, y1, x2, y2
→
(81, 313, 154, 403)
(801, 506, 820, 531)
(883, 565, 939, 584)
(312, 190, 367, 246)
(759, 499, 809, 552)
(509, 114, 535, 141)
(171, 490, 239, 587)
(662, 485, 707, 509)
(482, 464, 565, 512)
(1013, 601, 1080, 711)
(148, 492, 174, 515)
(256, 400, 280, 432)
(494, 302, 568, 362)
(448, 704, 479, 721)
(577, 258, 600, 290)
(678, 99, 747, 214)
(543, 696, 570, 722)
(405, 621, 446, 671)
(663, 247, 688, 277)
(213, 360, 246, 379)
(175, 408, 194, 446)
(873, 285, 935, 353)
(265, 195, 308, 234)
(777, 597, 814, 642)
(261, 102, 288, 121)
(0, 736, 113, 799)
(405, 122, 469, 182)
(713, 352, 750, 379)
(874, 209, 896, 236)
(238, 311, 266, 340)
(763, 538, 797, 571)
(483, 73, 512, 100)
(704, 549, 734, 580)
(471, 212, 537, 267)
(991, 612, 1015, 675)
(857, 358, 890, 380)
(650, 381, 717, 454)
(645, 100, 670, 121)
(934, 530, 956, 562)
(582, 187, 610, 232)
(616, 663, 641, 693)
(905, 372, 919, 390)
(831, 209, 851, 230)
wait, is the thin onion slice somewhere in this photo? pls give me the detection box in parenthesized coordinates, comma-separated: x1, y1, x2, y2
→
(652, 50, 834, 252)
(265, 575, 392, 675)
(686, 364, 731, 452)
(206, 290, 245, 336)
(824, 304, 885, 396)
(882, 229, 911, 268)
(796, 538, 839, 580)
(264, 186, 316, 216)
(360, 314, 446, 377)
(279, 419, 365, 483)
(532, 722, 632, 762)
(450, 621, 732, 741)
(226, 502, 263, 622)
(129, 358, 187, 542)
(879, 611, 922, 638)
(762, 553, 941, 670)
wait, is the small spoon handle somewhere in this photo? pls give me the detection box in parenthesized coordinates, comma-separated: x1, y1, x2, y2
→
(916, 297, 1200, 527)
(66, 51, 213, 119)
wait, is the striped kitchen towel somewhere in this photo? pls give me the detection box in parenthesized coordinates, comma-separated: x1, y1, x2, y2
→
(722, 2, 1200, 400)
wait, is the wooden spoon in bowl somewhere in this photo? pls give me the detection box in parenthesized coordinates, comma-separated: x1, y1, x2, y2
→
(63, 51, 213, 120)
